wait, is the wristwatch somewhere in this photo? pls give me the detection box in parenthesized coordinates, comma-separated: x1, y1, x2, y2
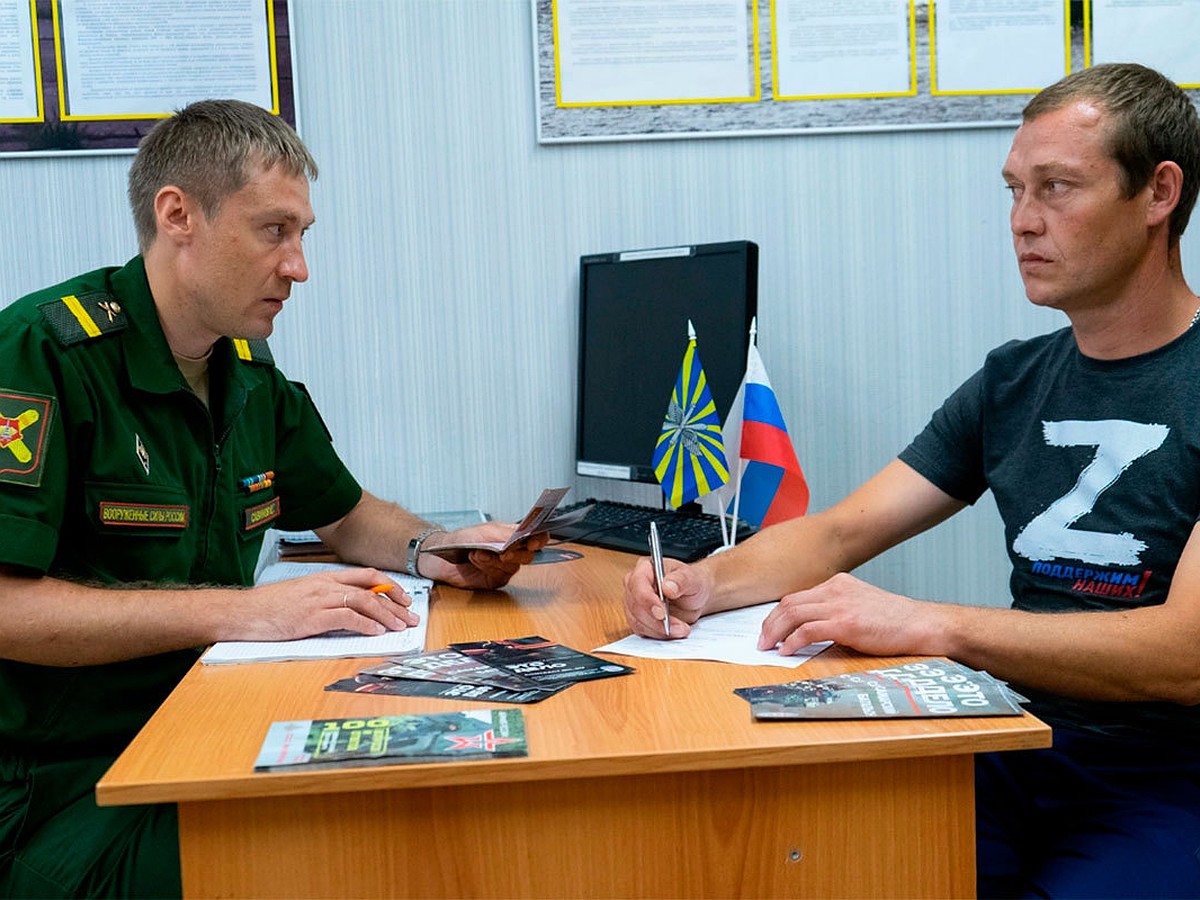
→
(405, 527, 445, 577)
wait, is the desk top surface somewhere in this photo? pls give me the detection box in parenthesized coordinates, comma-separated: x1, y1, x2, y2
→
(97, 545, 1050, 806)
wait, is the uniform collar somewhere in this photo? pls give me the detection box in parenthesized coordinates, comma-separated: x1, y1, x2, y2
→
(111, 255, 250, 401)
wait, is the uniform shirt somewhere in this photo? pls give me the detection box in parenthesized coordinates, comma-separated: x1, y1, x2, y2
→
(0, 256, 363, 755)
(900, 323, 1200, 739)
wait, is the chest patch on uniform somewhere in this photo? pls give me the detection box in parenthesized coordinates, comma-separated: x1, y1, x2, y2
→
(0, 391, 54, 487)
(99, 501, 190, 528)
(243, 496, 281, 530)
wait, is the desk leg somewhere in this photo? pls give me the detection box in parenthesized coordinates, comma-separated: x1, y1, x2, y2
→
(179, 755, 974, 898)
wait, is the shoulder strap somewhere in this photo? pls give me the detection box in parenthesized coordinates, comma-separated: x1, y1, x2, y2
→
(230, 338, 275, 366)
(37, 291, 128, 346)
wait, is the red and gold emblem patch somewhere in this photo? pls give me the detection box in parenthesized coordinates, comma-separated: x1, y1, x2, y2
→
(0, 391, 54, 487)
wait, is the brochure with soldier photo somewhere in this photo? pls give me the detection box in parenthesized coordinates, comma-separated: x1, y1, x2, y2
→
(734, 659, 1027, 720)
(360, 648, 546, 692)
(449, 635, 636, 687)
(325, 673, 560, 704)
(254, 709, 528, 771)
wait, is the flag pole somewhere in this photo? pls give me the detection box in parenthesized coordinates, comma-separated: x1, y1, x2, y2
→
(727, 317, 758, 547)
(729, 459, 746, 546)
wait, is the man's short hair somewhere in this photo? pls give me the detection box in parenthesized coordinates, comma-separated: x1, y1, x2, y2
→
(127, 99, 318, 252)
(1023, 63, 1200, 245)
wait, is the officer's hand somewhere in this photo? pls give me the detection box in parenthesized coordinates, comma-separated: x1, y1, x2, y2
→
(229, 568, 418, 641)
(418, 523, 547, 590)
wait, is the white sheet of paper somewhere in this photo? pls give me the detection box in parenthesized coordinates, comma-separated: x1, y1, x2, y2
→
(0, 0, 40, 120)
(201, 562, 432, 665)
(594, 602, 832, 668)
(554, 0, 753, 104)
(56, 0, 275, 117)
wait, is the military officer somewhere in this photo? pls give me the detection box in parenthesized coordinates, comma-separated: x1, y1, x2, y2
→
(0, 99, 543, 897)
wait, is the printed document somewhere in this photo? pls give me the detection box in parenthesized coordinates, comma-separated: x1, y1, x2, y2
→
(595, 601, 831, 668)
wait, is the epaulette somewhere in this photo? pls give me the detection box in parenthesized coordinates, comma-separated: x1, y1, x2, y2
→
(230, 338, 275, 366)
(38, 291, 128, 346)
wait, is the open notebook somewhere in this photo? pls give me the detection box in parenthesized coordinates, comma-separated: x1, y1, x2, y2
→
(201, 561, 431, 664)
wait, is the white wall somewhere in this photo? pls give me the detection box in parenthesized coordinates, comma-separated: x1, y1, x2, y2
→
(2, 0, 1196, 608)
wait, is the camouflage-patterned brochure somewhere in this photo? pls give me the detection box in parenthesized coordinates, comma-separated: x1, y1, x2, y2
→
(254, 709, 527, 771)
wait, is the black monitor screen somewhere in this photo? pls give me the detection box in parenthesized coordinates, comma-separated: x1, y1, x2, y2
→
(575, 241, 758, 485)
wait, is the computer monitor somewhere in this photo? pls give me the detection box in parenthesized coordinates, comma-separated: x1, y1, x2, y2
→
(574, 240, 758, 488)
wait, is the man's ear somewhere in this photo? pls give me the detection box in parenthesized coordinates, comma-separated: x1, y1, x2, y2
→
(1145, 160, 1183, 230)
(153, 185, 199, 245)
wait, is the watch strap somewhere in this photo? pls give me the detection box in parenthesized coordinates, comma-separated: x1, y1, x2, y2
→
(405, 527, 444, 577)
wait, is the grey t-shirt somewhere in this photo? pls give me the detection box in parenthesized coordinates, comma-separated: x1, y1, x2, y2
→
(900, 323, 1200, 739)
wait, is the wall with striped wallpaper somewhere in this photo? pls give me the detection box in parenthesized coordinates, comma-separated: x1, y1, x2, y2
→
(2, 0, 1195, 608)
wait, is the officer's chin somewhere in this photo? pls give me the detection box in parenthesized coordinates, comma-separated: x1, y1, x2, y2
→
(243, 311, 280, 340)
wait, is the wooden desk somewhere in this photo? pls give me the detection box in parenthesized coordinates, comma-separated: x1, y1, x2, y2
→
(97, 546, 1050, 899)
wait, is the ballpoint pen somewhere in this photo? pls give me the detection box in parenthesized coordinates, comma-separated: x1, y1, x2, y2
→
(648, 520, 669, 637)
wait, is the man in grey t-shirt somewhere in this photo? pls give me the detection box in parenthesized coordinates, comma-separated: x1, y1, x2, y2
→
(622, 63, 1200, 896)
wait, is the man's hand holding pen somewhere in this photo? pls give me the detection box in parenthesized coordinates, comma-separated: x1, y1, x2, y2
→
(621, 549, 713, 639)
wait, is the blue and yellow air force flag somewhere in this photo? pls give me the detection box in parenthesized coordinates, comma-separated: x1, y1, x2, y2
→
(652, 321, 729, 508)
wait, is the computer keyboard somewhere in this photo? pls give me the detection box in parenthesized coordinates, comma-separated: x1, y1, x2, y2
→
(548, 499, 756, 562)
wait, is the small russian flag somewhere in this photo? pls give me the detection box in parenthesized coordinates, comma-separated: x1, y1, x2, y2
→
(717, 340, 809, 530)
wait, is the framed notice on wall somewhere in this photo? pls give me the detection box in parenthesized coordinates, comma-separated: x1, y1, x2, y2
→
(0, 0, 296, 157)
(532, 0, 1200, 143)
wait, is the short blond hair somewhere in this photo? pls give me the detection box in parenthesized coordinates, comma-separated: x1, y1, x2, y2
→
(127, 99, 317, 252)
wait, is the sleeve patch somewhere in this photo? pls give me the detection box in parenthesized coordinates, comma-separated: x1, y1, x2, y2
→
(38, 291, 128, 346)
(0, 391, 55, 487)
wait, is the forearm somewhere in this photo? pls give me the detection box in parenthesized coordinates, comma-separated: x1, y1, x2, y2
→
(699, 513, 851, 614)
(0, 570, 235, 667)
(315, 492, 434, 572)
(700, 459, 966, 617)
(938, 601, 1200, 704)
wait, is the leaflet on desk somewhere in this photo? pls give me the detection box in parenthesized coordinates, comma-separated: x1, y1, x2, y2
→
(200, 562, 431, 664)
(734, 659, 1029, 719)
(254, 709, 527, 772)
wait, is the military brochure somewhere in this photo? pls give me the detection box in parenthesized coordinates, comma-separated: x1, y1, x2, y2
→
(326, 673, 559, 704)
(449, 635, 636, 687)
(254, 709, 527, 771)
(324, 637, 633, 702)
(734, 659, 1027, 720)
(361, 648, 545, 692)
(422, 487, 591, 562)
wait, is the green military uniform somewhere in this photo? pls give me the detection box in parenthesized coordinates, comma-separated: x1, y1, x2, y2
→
(0, 256, 363, 897)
